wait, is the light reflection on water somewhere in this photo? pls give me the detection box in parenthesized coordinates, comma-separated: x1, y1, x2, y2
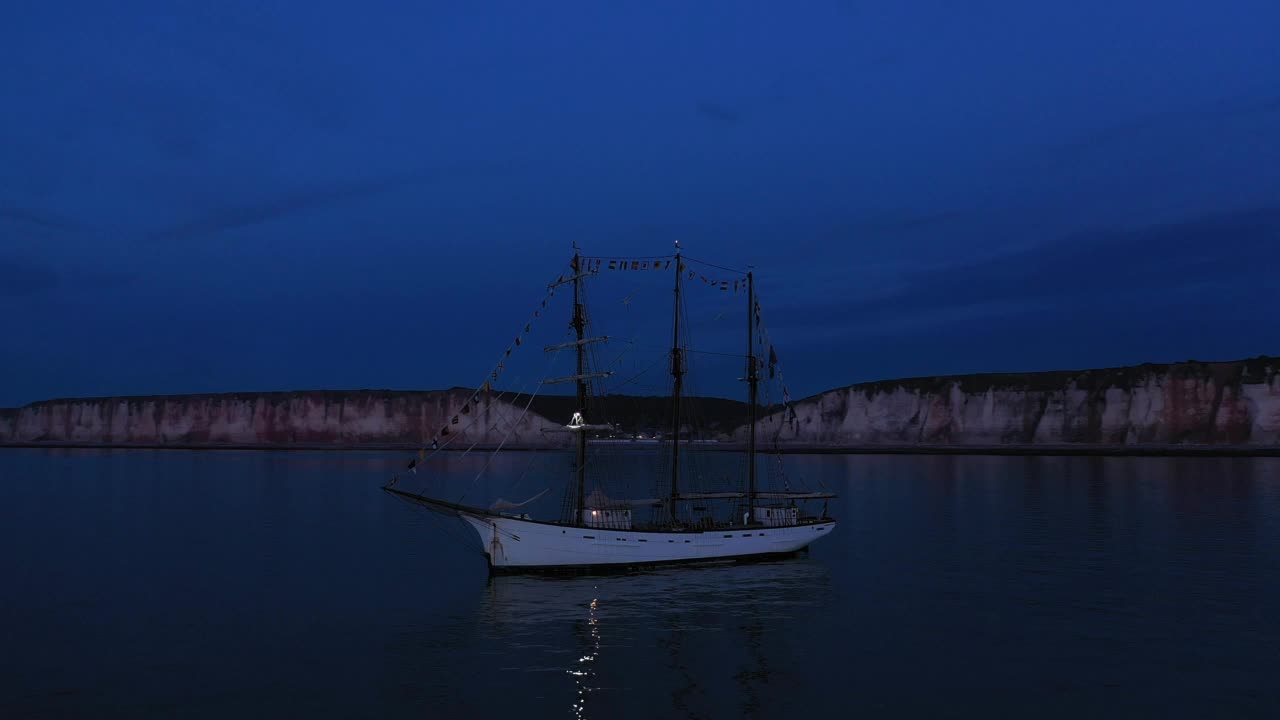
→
(569, 596, 597, 720)
(475, 560, 832, 719)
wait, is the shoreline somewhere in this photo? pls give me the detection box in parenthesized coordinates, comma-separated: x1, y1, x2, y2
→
(3, 441, 1278, 457)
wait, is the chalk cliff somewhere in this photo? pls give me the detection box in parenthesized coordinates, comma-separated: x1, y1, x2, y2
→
(0, 389, 566, 449)
(745, 357, 1280, 447)
(2, 357, 1278, 450)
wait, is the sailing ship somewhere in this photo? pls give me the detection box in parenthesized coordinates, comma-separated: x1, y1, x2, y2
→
(384, 243, 836, 573)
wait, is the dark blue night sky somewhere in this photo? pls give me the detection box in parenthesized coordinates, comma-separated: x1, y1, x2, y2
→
(3, 1, 1278, 407)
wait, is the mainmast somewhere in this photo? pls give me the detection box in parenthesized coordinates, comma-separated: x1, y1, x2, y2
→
(745, 270, 758, 517)
(572, 250, 588, 524)
(668, 244, 685, 521)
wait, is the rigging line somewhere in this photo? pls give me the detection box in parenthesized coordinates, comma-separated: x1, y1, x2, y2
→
(610, 346, 668, 389)
(393, 474, 485, 551)
(436, 389, 521, 456)
(486, 377, 544, 434)
(412, 381, 523, 482)
(484, 342, 567, 437)
(468, 317, 573, 437)
(678, 297, 708, 438)
(597, 335, 640, 386)
(613, 338, 750, 360)
(586, 280, 629, 425)
(414, 345, 565, 497)
(466, 266, 567, 397)
(456, 353, 560, 505)
(581, 254, 674, 261)
(504, 448, 549, 498)
(751, 288, 805, 431)
(414, 498, 481, 553)
(587, 345, 609, 411)
(682, 255, 749, 276)
(406, 261, 571, 471)
(446, 383, 525, 442)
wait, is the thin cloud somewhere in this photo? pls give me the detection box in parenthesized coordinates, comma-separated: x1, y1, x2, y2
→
(820, 209, 970, 236)
(0, 207, 82, 233)
(772, 207, 1280, 330)
(1046, 94, 1280, 161)
(694, 100, 743, 128)
(148, 172, 442, 243)
(0, 257, 59, 297)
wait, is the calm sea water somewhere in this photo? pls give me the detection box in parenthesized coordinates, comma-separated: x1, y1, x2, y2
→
(1, 449, 1278, 718)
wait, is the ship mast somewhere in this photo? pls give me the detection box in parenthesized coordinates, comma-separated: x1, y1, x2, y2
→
(572, 250, 588, 524)
(668, 245, 684, 522)
(745, 270, 758, 519)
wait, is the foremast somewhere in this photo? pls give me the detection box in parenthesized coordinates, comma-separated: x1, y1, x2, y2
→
(745, 270, 758, 516)
(572, 250, 589, 525)
(668, 245, 685, 523)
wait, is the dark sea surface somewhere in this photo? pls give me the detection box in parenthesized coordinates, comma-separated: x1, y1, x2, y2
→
(1, 449, 1278, 718)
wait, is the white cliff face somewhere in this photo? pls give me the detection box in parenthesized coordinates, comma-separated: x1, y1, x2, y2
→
(0, 390, 567, 448)
(3, 359, 1278, 449)
(746, 359, 1280, 447)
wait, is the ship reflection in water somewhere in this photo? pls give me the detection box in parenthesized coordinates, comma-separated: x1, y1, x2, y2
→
(476, 560, 833, 719)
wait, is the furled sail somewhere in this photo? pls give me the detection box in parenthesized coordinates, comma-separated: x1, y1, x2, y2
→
(489, 488, 551, 513)
(583, 488, 662, 509)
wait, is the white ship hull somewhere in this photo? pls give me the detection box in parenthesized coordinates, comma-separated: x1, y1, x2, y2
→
(460, 514, 836, 572)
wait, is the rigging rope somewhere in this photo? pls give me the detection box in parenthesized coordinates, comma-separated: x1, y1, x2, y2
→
(392, 258, 574, 483)
(681, 254, 750, 276)
(387, 244, 827, 528)
(455, 347, 564, 505)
